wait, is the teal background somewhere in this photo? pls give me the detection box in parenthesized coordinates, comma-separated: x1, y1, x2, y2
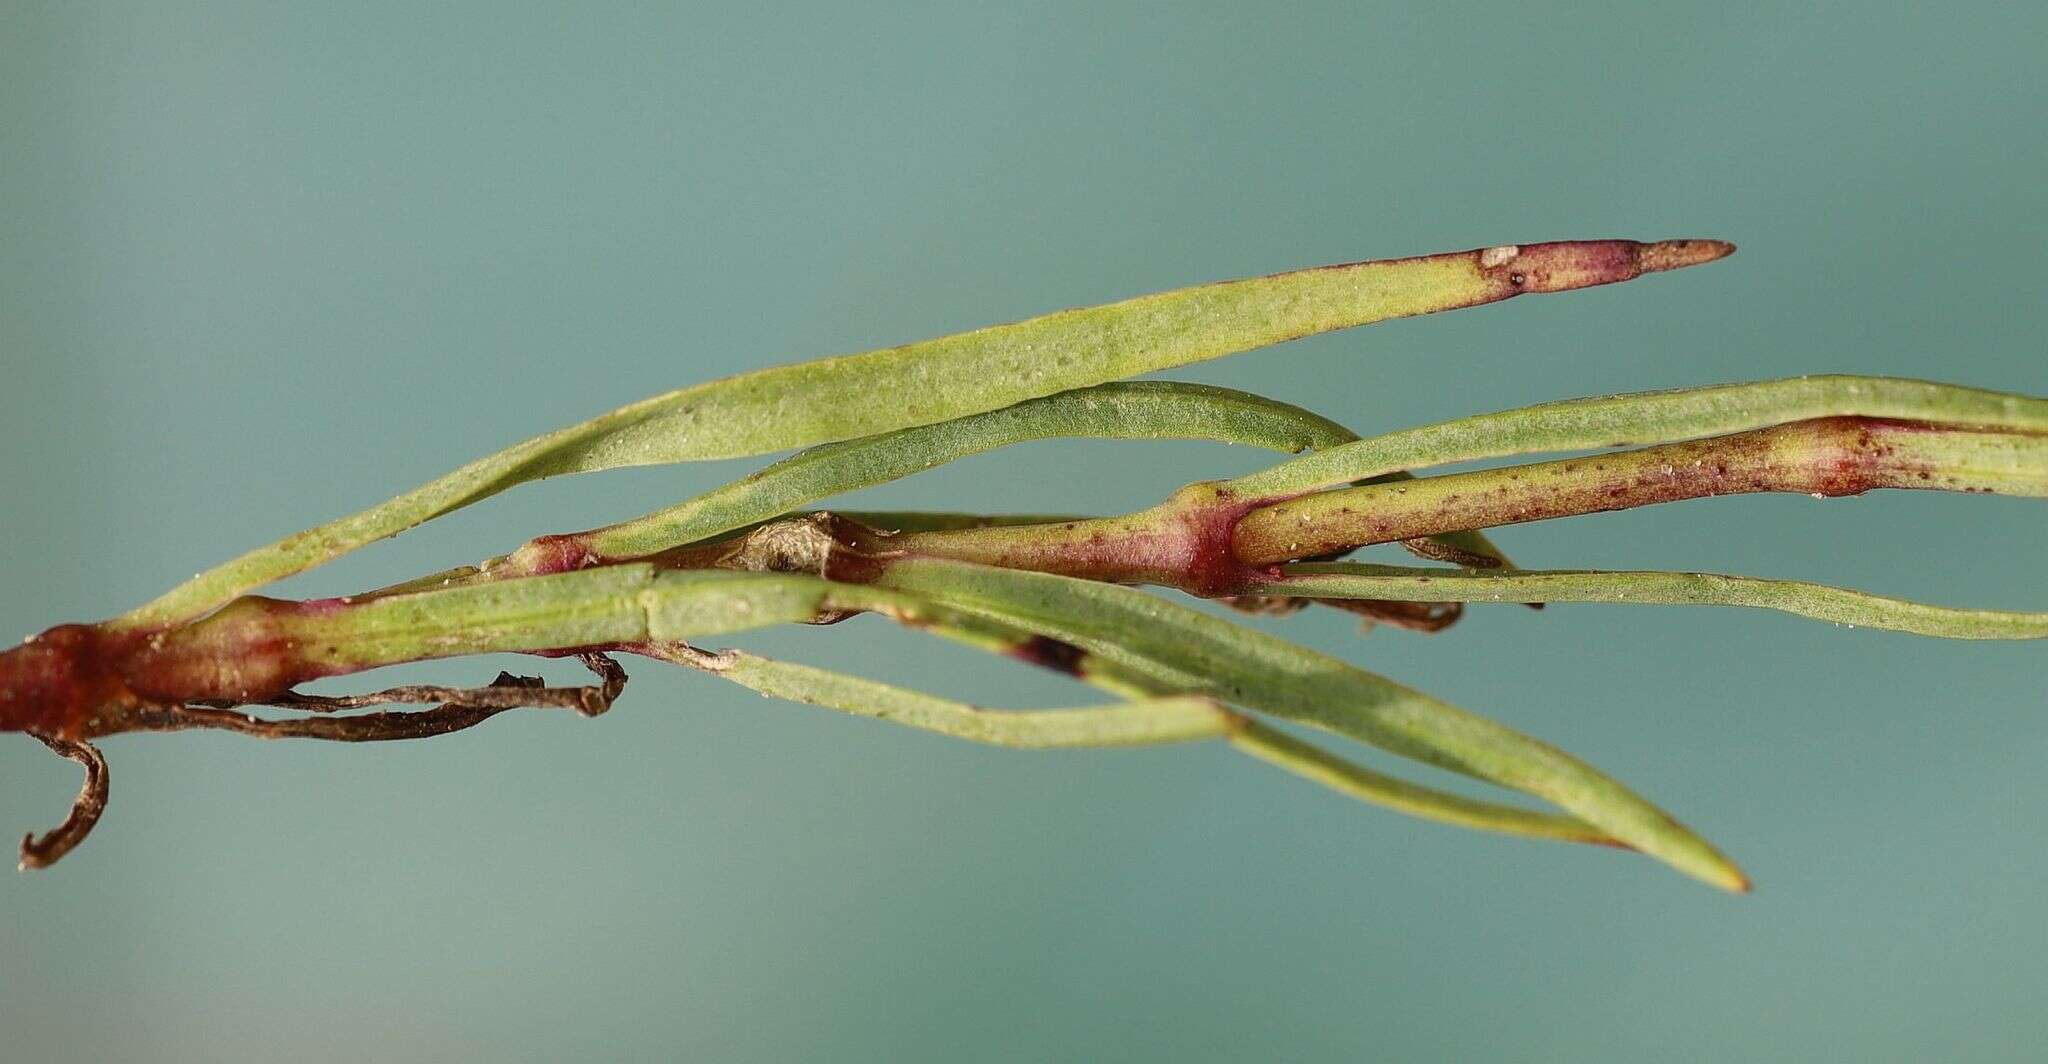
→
(3, 3, 2043, 1060)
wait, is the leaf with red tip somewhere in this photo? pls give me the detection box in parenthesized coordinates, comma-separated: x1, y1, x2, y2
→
(116, 239, 1726, 630)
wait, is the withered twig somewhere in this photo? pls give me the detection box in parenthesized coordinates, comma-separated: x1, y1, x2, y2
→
(1399, 536, 1504, 570)
(15, 655, 626, 869)
(188, 652, 627, 720)
(1315, 597, 1466, 633)
(123, 702, 525, 742)
(20, 733, 109, 871)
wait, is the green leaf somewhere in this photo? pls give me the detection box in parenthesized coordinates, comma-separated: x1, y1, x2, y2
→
(117, 238, 1722, 630)
(520, 380, 1356, 566)
(644, 643, 1231, 748)
(657, 636, 1626, 845)
(499, 379, 1509, 574)
(643, 598, 1623, 848)
(870, 557, 1748, 891)
(1257, 564, 2048, 639)
(1227, 720, 1623, 847)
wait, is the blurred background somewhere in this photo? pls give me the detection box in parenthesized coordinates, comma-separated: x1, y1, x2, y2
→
(3, 3, 2043, 1060)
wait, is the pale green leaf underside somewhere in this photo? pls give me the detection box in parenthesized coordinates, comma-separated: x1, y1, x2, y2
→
(657, 641, 1619, 845)
(658, 647, 1232, 748)
(1261, 564, 2048, 640)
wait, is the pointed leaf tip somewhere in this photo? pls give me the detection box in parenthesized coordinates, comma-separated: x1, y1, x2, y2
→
(1635, 238, 1736, 274)
(1695, 853, 1752, 894)
(1478, 238, 1736, 295)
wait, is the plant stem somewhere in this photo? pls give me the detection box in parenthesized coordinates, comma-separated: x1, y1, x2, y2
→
(1231, 417, 2048, 563)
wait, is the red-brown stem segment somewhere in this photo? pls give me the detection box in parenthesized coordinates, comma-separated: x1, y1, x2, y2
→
(1231, 417, 2048, 565)
(0, 569, 658, 741)
(883, 484, 1287, 598)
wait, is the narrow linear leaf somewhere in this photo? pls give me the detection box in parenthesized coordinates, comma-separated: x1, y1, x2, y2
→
(1228, 720, 1623, 847)
(829, 511, 1096, 533)
(513, 381, 1355, 568)
(119, 238, 1722, 630)
(644, 644, 1231, 748)
(648, 616, 1621, 846)
(871, 557, 1747, 891)
(501, 379, 1507, 575)
(1258, 564, 2048, 640)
